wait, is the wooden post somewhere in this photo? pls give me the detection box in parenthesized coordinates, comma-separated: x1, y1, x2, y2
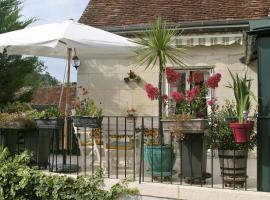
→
(64, 48, 72, 150)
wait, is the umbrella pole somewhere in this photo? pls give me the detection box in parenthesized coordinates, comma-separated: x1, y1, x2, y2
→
(53, 48, 77, 173)
(63, 48, 72, 165)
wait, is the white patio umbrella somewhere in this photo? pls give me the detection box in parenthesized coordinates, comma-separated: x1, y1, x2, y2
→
(0, 20, 138, 170)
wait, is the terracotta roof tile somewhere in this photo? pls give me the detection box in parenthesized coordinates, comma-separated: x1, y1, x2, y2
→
(79, 0, 270, 29)
(31, 85, 77, 114)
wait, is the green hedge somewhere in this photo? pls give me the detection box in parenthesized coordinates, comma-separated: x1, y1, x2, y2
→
(0, 148, 137, 200)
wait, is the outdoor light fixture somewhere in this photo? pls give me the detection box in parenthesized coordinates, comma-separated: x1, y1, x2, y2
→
(72, 52, 80, 70)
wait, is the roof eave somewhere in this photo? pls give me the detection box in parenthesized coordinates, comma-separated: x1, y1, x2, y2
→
(99, 19, 250, 35)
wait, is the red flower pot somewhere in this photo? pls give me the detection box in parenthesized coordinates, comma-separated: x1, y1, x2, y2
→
(230, 121, 254, 143)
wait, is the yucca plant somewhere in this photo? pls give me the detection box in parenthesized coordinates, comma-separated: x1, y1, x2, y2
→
(226, 70, 254, 123)
(133, 17, 186, 144)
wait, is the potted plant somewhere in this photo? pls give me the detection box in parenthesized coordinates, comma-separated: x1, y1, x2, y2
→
(159, 70, 221, 183)
(32, 106, 64, 129)
(226, 70, 255, 143)
(26, 106, 63, 168)
(124, 70, 141, 83)
(207, 100, 256, 187)
(134, 17, 185, 178)
(0, 102, 35, 155)
(72, 87, 103, 128)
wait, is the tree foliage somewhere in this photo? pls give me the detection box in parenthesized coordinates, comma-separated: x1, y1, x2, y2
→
(0, 0, 59, 107)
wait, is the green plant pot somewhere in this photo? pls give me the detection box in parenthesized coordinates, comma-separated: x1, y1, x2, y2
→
(144, 145, 176, 176)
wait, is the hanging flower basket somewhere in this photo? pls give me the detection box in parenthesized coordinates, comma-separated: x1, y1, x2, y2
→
(229, 121, 254, 143)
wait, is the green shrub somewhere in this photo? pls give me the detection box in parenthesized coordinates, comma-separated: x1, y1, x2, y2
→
(30, 107, 63, 120)
(207, 100, 256, 150)
(0, 148, 138, 200)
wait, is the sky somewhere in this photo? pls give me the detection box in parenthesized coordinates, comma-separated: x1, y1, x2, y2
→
(21, 0, 90, 82)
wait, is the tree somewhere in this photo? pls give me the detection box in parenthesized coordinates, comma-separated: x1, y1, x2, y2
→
(0, 0, 58, 106)
(134, 17, 185, 144)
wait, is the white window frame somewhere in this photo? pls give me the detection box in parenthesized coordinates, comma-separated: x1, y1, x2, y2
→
(164, 66, 215, 116)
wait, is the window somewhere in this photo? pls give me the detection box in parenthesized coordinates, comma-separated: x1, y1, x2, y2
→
(165, 67, 214, 115)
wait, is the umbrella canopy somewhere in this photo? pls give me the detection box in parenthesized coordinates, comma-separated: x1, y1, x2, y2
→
(0, 20, 139, 157)
(0, 20, 137, 59)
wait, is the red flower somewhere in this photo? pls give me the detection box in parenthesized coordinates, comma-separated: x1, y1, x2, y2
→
(171, 91, 184, 103)
(187, 75, 192, 83)
(207, 99, 215, 106)
(166, 68, 181, 86)
(161, 94, 168, 101)
(205, 73, 222, 89)
(145, 83, 159, 101)
(187, 86, 200, 102)
(187, 72, 204, 84)
(193, 72, 204, 84)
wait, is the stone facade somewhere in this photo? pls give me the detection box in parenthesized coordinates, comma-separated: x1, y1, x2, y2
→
(77, 43, 258, 116)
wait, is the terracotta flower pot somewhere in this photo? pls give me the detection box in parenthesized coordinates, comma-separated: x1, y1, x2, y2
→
(230, 121, 254, 143)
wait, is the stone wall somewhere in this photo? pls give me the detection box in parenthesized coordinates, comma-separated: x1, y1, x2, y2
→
(77, 44, 258, 116)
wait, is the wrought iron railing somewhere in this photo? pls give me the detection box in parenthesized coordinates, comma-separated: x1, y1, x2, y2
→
(0, 116, 257, 191)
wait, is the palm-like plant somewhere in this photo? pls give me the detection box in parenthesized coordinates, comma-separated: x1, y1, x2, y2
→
(227, 70, 254, 123)
(134, 17, 186, 144)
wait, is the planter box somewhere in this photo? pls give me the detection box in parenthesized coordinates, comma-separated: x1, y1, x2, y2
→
(161, 119, 208, 183)
(36, 119, 64, 129)
(72, 116, 103, 128)
(0, 121, 28, 129)
(162, 119, 207, 134)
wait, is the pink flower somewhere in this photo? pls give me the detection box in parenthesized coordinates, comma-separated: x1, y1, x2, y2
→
(166, 68, 181, 86)
(205, 73, 222, 89)
(145, 83, 159, 101)
(207, 99, 215, 106)
(171, 91, 184, 103)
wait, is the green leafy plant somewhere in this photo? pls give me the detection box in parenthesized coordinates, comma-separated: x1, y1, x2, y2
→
(0, 102, 32, 113)
(134, 17, 186, 145)
(0, 148, 138, 200)
(30, 107, 63, 119)
(74, 98, 102, 117)
(226, 70, 255, 123)
(124, 70, 141, 83)
(74, 87, 102, 117)
(0, 102, 35, 128)
(207, 100, 256, 150)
